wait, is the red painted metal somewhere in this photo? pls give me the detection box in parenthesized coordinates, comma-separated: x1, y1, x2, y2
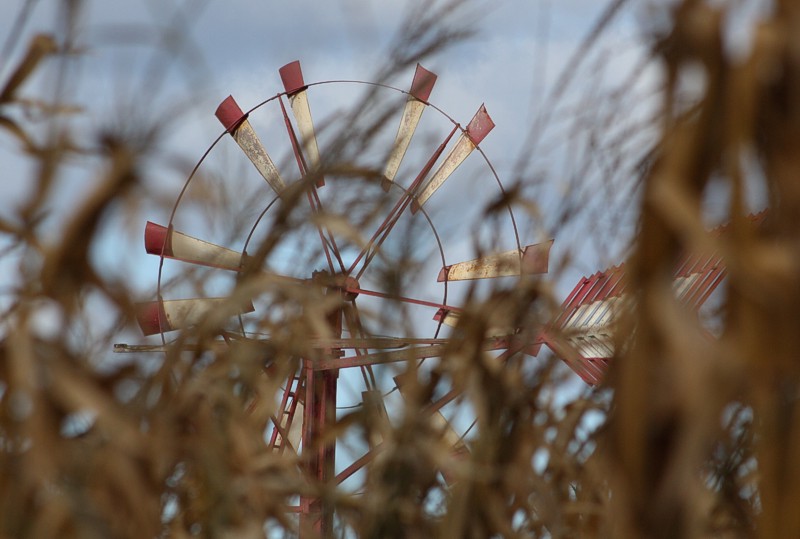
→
(350, 124, 460, 277)
(465, 104, 494, 145)
(279, 95, 310, 175)
(279, 60, 307, 96)
(409, 63, 437, 102)
(215, 95, 247, 132)
(345, 285, 463, 313)
(269, 372, 304, 454)
(684, 262, 721, 307)
(135, 300, 169, 336)
(144, 221, 172, 256)
(542, 334, 601, 385)
(299, 297, 341, 537)
(335, 441, 385, 486)
(543, 267, 625, 384)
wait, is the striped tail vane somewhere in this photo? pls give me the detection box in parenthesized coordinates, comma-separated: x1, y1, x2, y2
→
(216, 95, 286, 195)
(541, 209, 765, 384)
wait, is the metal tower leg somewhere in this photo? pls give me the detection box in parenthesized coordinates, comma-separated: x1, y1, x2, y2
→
(299, 302, 342, 538)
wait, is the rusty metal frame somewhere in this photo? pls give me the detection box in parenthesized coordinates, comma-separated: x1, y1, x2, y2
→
(544, 211, 768, 385)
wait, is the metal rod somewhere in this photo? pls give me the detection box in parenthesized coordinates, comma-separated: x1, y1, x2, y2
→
(347, 124, 460, 278)
(344, 285, 463, 313)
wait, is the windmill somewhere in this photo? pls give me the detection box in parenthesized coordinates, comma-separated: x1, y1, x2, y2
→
(115, 61, 553, 536)
(539, 210, 768, 385)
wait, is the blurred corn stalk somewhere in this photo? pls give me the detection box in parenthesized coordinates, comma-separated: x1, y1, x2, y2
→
(0, 11, 610, 539)
(0, 20, 305, 538)
(603, 1, 800, 538)
(14, 0, 800, 538)
(0, 3, 587, 539)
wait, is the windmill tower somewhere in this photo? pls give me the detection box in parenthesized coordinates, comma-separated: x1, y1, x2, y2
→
(117, 61, 553, 536)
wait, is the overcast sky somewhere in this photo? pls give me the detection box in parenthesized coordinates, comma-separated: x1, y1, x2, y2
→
(0, 0, 663, 373)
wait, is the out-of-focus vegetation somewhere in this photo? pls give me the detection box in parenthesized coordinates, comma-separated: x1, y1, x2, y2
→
(1, 0, 797, 537)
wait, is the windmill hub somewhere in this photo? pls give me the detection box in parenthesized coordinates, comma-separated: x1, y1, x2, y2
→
(311, 270, 359, 301)
(333, 274, 359, 301)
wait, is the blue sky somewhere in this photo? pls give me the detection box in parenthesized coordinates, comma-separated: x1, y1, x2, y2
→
(0, 1, 658, 377)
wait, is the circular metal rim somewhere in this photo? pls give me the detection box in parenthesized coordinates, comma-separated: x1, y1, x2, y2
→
(153, 77, 523, 346)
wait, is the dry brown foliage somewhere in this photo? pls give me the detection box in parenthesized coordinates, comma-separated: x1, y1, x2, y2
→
(2, 1, 800, 538)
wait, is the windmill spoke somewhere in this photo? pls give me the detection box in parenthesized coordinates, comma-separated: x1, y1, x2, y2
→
(269, 369, 305, 455)
(314, 344, 448, 370)
(433, 308, 517, 338)
(144, 221, 312, 291)
(343, 284, 462, 314)
(340, 301, 378, 389)
(313, 335, 530, 370)
(307, 185, 346, 273)
(348, 124, 459, 278)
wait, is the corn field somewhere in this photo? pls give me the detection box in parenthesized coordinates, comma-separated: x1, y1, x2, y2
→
(1, 0, 798, 537)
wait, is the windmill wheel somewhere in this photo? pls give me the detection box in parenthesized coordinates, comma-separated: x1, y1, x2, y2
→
(132, 61, 551, 535)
